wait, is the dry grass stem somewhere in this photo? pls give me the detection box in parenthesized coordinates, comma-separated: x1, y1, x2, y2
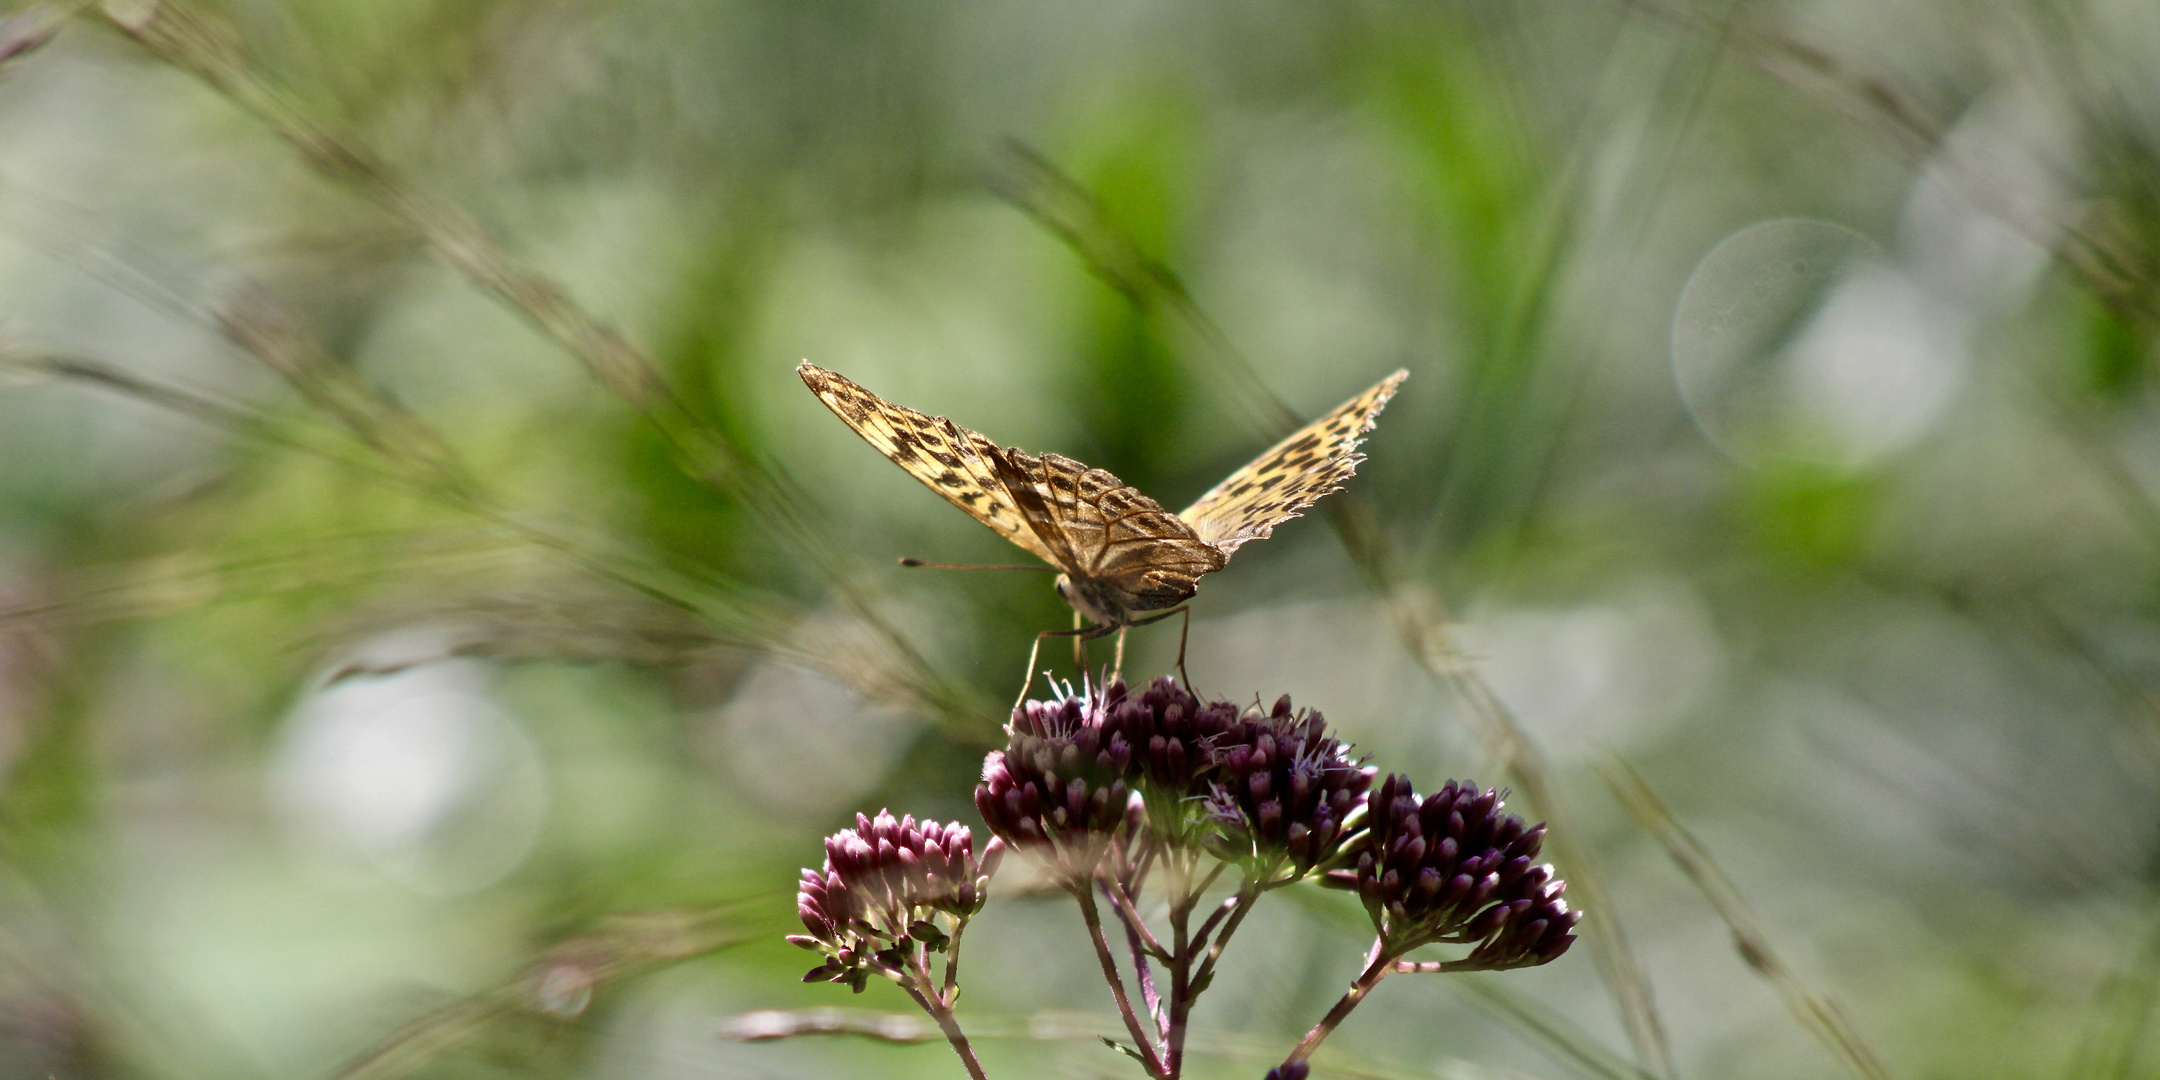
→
(330, 904, 756, 1080)
(1598, 754, 1894, 1080)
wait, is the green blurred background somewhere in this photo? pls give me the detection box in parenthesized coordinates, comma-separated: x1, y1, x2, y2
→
(1, 0, 2158, 1077)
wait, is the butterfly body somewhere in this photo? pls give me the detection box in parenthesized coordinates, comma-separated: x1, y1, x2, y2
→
(797, 362, 1404, 636)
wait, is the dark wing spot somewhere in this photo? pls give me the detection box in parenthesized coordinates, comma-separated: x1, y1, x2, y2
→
(935, 472, 965, 487)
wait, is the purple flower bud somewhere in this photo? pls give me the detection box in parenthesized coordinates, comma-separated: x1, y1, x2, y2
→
(1195, 693, 1374, 876)
(975, 678, 1142, 881)
(1348, 775, 1578, 968)
(788, 809, 1003, 990)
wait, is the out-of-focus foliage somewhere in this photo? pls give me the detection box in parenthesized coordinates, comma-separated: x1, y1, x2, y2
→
(0, 0, 2158, 1078)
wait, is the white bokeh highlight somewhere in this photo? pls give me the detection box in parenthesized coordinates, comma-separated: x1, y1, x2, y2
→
(273, 656, 545, 895)
(1673, 88, 2068, 469)
(1459, 579, 1724, 756)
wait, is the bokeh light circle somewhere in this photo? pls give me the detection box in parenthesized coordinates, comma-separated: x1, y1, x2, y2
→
(1673, 219, 1964, 469)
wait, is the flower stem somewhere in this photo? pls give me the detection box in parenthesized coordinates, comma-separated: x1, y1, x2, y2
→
(1165, 891, 1195, 1077)
(1189, 878, 1262, 990)
(942, 917, 968, 998)
(1393, 958, 1482, 974)
(904, 980, 992, 1080)
(1279, 939, 1398, 1069)
(1076, 885, 1169, 1078)
(1101, 879, 1172, 960)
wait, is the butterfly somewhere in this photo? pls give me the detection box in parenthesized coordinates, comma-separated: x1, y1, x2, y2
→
(798, 361, 1406, 691)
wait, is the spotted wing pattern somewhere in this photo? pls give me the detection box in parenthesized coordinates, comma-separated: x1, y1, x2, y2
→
(798, 362, 1058, 565)
(995, 449, 1227, 611)
(1178, 369, 1408, 555)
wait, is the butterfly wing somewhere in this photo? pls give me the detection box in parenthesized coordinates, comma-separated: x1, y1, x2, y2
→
(996, 449, 1227, 613)
(1178, 369, 1408, 556)
(798, 362, 1060, 566)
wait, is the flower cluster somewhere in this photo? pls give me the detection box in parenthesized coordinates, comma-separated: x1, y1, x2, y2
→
(1348, 776, 1578, 968)
(788, 674, 1584, 1080)
(1094, 677, 1241, 798)
(973, 678, 1373, 881)
(974, 690, 1141, 881)
(790, 810, 1002, 991)
(1200, 695, 1373, 876)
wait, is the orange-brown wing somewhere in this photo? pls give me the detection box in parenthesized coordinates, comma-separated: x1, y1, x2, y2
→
(797, 362, 1061, 567)
(1178, 369, 1407, 556)
(995, 449, 1226, 610)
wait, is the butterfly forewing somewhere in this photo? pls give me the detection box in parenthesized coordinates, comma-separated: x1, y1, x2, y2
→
(1178, 369, 1408, 554)
(799, 361, 1403, 627)
(798, 363, 1058, 565)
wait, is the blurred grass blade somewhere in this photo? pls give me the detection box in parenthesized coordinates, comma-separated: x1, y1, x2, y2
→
(2068, 905, 2160, 1080)
(330, 902, 757, 1080)
(1446, 975, 1663, 1080)
(1598, 754, 1893, 1080)
(0, 531, 519, 629)
(0, 1, 79, 68)
(3, 350, 420, 489)
(1609, 0, 2159, 327)
(2, 352, 843, 682)
(92, 0, 688, 430)
(720, 1007, 1548, 1080)
(83, 0, 997, 737)
(721, 1007, 944, 1045)
(1277, 887, 1650, 1080)
(0, 184, 475, 495)
(990, 140, 1673, 1079)
(988, 139, 1302, 435)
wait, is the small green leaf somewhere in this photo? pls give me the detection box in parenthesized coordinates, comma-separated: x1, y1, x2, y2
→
(1099, 1037, 1149, 1064)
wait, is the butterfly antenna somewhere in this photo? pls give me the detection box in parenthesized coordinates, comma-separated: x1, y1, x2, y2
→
(899, 557, 1057, 571)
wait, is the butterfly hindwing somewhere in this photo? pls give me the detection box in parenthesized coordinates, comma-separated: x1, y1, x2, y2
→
(797, 363, 1059, 565)
(995, 449, 1225, 610)
(1178, 369, 1408, 555)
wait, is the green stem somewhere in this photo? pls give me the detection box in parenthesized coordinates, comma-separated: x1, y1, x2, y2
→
(942, 916, 968, 999)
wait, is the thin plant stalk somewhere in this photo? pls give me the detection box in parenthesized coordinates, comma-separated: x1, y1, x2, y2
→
(1078, 855, 1283, 1079)
(1076, 884, 1170, 1078)
(1281, 940, 1400, 1069)
(1599, 755, 1892, 1080)
(900, 956, 992, 1080)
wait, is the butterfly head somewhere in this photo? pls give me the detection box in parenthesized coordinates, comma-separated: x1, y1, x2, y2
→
(1054, 571, 1122, 629)
(1053, 572, 1105, 622)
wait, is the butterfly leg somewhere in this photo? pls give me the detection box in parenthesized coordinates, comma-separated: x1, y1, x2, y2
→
(1174, 606, 1191, 693)
(1118, 605, 1192, 690)
(1016, 623, 1115, 710)
(1111, 628, 1128, 684)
